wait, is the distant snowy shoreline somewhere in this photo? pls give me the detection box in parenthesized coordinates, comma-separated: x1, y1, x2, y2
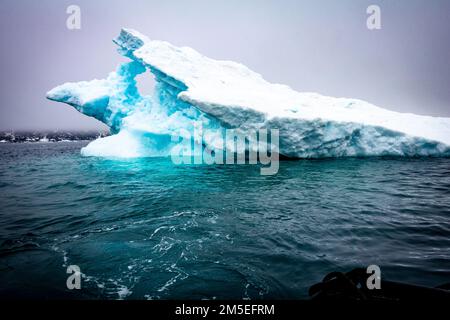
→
(0, 131, 109, 143)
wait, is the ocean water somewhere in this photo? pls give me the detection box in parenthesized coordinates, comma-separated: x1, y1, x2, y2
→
(0, 141, 449, 299)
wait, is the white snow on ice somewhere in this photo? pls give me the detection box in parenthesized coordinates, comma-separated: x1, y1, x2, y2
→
(47, 28, 450, 158)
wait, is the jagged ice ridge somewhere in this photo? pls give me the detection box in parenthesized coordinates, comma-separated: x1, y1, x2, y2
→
(47, 28, 450, 158)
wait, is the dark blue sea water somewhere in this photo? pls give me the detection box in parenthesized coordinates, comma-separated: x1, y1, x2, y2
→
(0, 142, 449, 299)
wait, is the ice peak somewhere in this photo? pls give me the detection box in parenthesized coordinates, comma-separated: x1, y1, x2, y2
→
(46, 29, 450, 158)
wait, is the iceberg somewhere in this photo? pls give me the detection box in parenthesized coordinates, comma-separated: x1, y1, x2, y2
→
(47, 28, 450, 158)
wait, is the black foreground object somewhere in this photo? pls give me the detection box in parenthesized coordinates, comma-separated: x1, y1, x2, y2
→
(309, 268, 450, 302)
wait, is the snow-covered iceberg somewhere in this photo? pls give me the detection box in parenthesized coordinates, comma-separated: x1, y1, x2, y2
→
(47, 28, 450, 158)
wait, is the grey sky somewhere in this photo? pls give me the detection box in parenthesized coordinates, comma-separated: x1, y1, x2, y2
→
(0, 0, 449, 131)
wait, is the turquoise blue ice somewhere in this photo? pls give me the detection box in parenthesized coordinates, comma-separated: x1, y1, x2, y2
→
(47, 29, 450, 158)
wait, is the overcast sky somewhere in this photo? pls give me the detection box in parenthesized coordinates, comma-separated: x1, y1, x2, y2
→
(0, 0, 449, 131)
